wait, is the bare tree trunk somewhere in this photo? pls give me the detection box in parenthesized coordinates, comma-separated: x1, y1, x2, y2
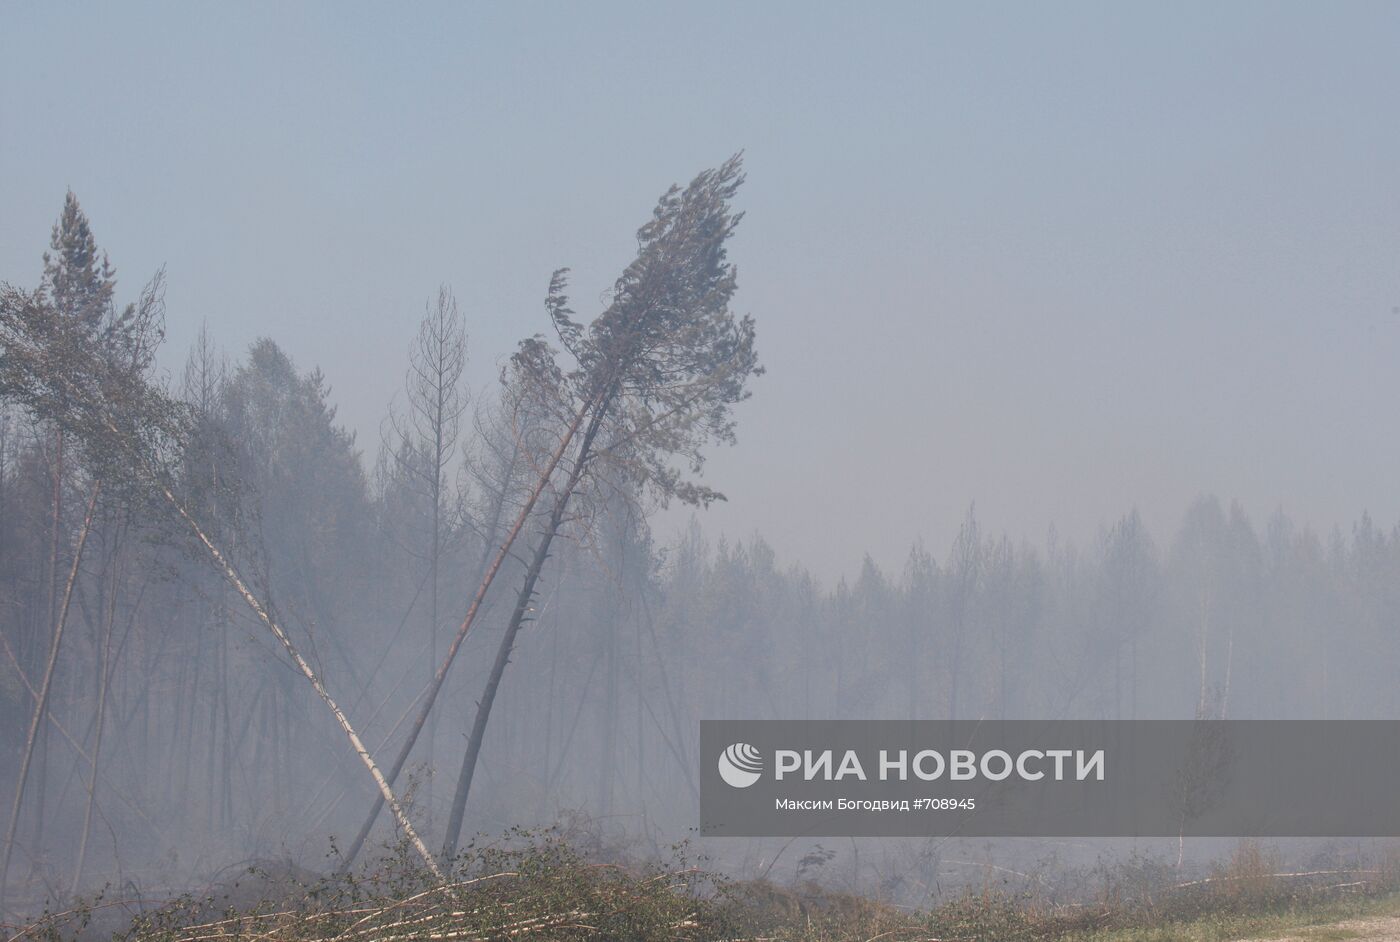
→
(600, 535, 622, 817)
(906, 608, 918, 723)
(1131, 635, 1138, 721)
(0, 481, 98, 914)
(426, 463, 440, 825)
(33, 432, 63, 860)
(71, 531, 119, 894)
(1197, 596, 1210, 716)
(542, 592, 559, 817)
(388, 285, 468, 831)
(1221, 623, 1234, 720)
(949, 633, 962, 723)
(0, 628, 103, 801)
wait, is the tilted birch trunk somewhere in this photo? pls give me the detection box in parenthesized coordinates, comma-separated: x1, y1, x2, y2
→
(155, 479, 443, 878)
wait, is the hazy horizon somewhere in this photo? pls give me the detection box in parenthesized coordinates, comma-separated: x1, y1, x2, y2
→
(5, 1, 1400, 580)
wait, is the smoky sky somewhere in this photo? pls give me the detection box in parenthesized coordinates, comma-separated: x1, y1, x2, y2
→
(3, 2, 1399, 580)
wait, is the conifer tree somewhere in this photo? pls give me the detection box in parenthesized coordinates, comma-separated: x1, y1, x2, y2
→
(41, 191, 117, 334)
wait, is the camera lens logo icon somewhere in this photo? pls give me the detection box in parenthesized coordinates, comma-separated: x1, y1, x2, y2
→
(718, 743, 763, 788)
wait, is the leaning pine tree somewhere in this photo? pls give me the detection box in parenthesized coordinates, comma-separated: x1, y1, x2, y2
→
(440, 153, 762, 856)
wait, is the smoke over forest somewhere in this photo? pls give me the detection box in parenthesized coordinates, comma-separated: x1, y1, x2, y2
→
(4, 180, 1400, 914)
(5, 5, 1400, 939)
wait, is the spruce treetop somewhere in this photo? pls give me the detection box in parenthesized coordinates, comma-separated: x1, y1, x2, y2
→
(42, 190, 117, 332)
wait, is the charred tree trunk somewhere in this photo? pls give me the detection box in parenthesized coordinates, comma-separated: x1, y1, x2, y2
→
(441, 500, 568, 859)
(440, 408, 605, 859)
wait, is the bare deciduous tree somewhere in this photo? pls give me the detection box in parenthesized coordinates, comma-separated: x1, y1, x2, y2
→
(381, 286, 468, 817)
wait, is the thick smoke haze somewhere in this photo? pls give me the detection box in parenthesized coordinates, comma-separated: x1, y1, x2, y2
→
(5, 3, 1400, 580)
(5, 4, 1400, 932)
